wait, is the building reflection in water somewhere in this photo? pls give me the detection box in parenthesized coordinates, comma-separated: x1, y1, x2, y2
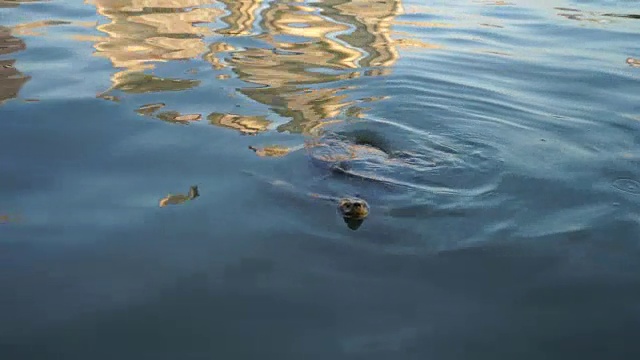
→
(82, 0, 405, 134)
(0, 25, 29, 105)
(0, 0, 37, 9)
(216, 0, 263, 36)
(84, 0, 223, 97)
(208, 0, 402, 135)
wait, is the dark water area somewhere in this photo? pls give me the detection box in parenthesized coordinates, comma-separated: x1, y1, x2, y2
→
(1, 0, 640, 358)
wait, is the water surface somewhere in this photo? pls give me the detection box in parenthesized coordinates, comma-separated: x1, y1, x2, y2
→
(1, 0, 640, 358)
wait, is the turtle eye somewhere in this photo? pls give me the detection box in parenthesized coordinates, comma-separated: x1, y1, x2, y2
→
(353, 203, 361, 208)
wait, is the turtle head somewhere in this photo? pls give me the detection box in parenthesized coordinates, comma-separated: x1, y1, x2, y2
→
(338, 197, 370, 220)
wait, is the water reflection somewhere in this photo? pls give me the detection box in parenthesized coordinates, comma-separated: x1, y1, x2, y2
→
(105, 72, 200, 95)
(155, 111, 201, 124)
(0, 26, 29, 105)
(85, 0, 221, 96)
(216, 0, 262, 36)
(11, 20, 71, 36)
(214, 0, 403, 134)
(208, 112, 270, 135)
(82, 0, 406, 135)
(135, 102, 166, 116)
(203, 41, 235, 70)
(248, 145, 294, 158)
(0, 0, 40, 8)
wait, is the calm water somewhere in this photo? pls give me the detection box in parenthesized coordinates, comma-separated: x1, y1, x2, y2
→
(1, 0, 640, 358)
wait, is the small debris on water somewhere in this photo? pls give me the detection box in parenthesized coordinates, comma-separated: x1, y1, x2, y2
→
(612, 178, 640, 195)
(626, 57, 640, 67)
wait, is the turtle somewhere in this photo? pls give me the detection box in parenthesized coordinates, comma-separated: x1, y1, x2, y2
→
(249, 130, 434, 187)
(159, 185, 200, 207)
(243, 169, 371, 230)
(244, 130, 416, 230)
(245, 128, 475, 230)
(308, 191, 371, 230)
(304, 132, 402, 179)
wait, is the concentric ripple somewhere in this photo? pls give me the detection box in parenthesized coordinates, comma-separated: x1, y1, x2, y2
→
(612, 178, 640, 195)
(304, 119, 504, 198)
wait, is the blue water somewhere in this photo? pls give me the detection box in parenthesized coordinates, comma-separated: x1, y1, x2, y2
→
(1, 0, 640, 358)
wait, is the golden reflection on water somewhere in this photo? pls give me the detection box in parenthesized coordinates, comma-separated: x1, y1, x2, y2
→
(207, 112, 271, 135)
(84, 0, 221, 96)
(77, 0, 426, 134)
(216, 0, 262, 36)
(222, 0, 403, 134)
(11, 20, 69, 36)
(135, 102, 202, 124)
(0, 0, 42, 8)
(203, 41, 235, 70)
(0, 26, 29, 105)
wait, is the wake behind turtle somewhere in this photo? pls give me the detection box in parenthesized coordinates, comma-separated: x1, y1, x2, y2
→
(246, 121, 503, 232)
(246, 129, 431, 230)
(243, 167, 372, 230)
(249, 129, 440, 190)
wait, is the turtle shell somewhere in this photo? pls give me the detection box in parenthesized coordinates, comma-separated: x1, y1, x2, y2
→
(305, 135, 391, 171)
(303, 132, 440, 191)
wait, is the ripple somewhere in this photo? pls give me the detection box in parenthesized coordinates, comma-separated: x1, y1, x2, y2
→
(612, 178, 640, 195)
(301, 120, 504, 199)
